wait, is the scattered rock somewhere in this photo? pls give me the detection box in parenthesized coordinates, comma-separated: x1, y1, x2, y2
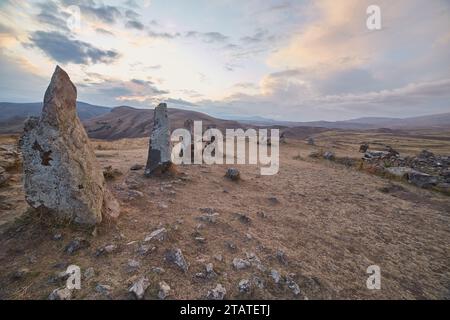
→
(206, 284, 226, 300)
(130, 164, 144, 171)
(276, 249, 288, 266)
(214, 254, 223, 262)
(407, 171, 438, 188)
(225, 241, 237, 251)
(257, 211, 267, 218)
(268, 196, 280, 204)
(152, 267, 165, 274)
(232, 258, 251, 270)
(84, 267, 95, 280)
(165, 248, 189, 273)
(158, 202, 168, 209)
(359, 143, 369, 153)
(95, 284, 112, 296)
(145, 103, 173, 176)
(103, 166, 122, 180)
(204, 263, 217, 279)
(137, 244, 155, 256)
(127, 190, 144, 200)
(12, 268, 30, 280)
(246, 252, 266, 271)
(252, 276, 265, 289)
(158, 281, 171, 299)
(95, 244, 117, 257)
(129, 277, 149, 300)
(385, 166, 416, 178)
(271, 269, 282, 284)
(198, 212, 220, 223)
(323, 151, 335, 161)
(285, 274, 301, 295)
(236, 212, 251, 224)
(127, 259, 140, 272)
(20, 66, 119, 225)
(195, 236, 206, 243)
(52, 233, 63, 241)
(48, 287, 72, 300)
(238, 279, 251, 293)
(225, 168, 240, 181)
(65, 238, 90, 255)
(307, 137, 315, 146)
(144, 228, 167, 242)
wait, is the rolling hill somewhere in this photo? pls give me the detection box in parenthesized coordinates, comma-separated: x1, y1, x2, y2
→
(83, 106, 244, 140)
(1, 101, 449, 139)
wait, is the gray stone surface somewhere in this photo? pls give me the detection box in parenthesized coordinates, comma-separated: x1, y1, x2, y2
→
(129, 276, 149, 300)
(165, 248, 189, 273)
(206, 284, 226, 300)
(145, 103, 172, 176)
(20, 66, 119, 225)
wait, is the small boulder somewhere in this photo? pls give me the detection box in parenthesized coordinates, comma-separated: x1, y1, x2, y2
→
(206, 284, 226, 300)
(407, 171, 438, 188)
(225, 168, 240, 181)
(232, 258, 251, 270)
(165, 248, 189, 273)
(48, 287, 72, 300)
(238, 279, 251, 293)
(276, 249, 288, 266)
(323, 151, 335, 161)
(95, 284, 112, 296)
(129, 277, 149, 300)
(144, 228, 167, 242)
(65, 238, 90, 255)
(271, 269, 282, 284)
(158, 281, 171, 300)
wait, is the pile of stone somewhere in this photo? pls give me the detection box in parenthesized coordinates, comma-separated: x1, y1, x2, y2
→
(361, 144, 449, 193)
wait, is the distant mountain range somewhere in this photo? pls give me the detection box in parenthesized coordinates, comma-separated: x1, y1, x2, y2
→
(0, 101, 449, 138)
(0, 102, 111, 121)
(237, 113, 450, 130)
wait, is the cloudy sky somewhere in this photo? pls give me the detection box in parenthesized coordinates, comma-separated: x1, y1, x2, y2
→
(0, 0, 449, 121)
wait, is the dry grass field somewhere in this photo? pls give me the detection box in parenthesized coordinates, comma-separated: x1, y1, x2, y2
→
(0, 130, 449, 300)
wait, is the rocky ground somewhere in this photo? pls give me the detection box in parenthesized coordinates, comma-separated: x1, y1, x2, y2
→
(0, 133, 449, 300)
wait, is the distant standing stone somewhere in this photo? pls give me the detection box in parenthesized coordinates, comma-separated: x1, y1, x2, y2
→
(145, 103, 173, 176)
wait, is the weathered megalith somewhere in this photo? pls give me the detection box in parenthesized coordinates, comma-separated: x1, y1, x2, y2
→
(145, 103, 173, 176)
(20, 66, 119, 225)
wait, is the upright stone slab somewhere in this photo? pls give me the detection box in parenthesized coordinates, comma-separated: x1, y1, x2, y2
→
(145, 103, 173, 176)
(20, 66, 119, 225)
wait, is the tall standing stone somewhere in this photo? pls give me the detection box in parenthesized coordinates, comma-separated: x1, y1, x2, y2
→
(20, 66, 119, 225)
(145, 103, 173, 176)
